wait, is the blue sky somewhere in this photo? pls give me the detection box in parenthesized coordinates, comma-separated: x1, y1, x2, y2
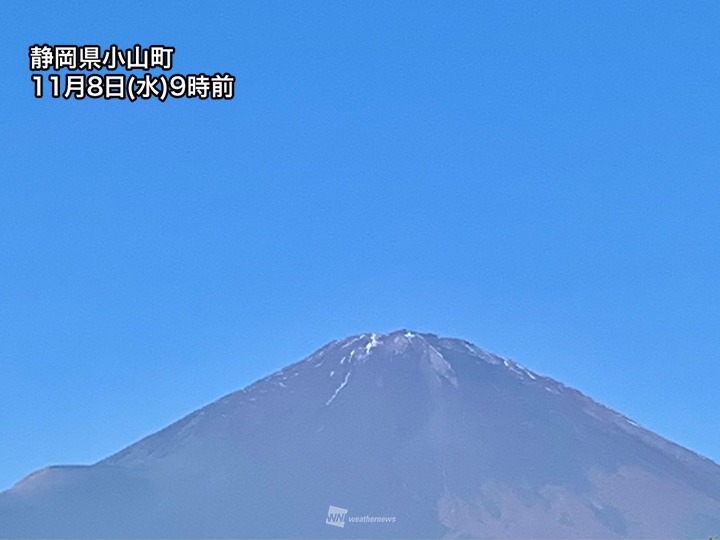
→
(1, 1, 719, 491)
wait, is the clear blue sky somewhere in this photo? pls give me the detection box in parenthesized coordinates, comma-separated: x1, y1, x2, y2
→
(1, 1, 719, 491)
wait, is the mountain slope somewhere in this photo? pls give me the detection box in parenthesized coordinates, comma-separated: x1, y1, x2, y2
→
(1, 330, 719, 538)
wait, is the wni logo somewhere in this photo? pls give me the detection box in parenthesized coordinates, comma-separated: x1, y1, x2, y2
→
(326, 505, 348, 528)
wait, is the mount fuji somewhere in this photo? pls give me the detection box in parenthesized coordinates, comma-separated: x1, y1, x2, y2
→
(1, 330, 719, 538)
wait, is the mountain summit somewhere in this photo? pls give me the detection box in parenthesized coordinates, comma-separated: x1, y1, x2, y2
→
(1, 330, 719, 538)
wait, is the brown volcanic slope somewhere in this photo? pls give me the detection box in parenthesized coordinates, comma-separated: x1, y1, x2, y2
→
(1, 330, 719, 538)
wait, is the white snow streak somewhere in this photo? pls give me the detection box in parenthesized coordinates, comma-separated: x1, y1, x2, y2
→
(428, 345, 458, 388)
(341, 336, 362, 349)
(326, 371, 352, 405)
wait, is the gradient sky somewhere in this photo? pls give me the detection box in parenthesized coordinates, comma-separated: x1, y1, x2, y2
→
(1, 1, 720, 491)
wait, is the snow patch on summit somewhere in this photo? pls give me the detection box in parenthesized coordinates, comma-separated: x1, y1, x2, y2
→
(365, 333, 380, 355)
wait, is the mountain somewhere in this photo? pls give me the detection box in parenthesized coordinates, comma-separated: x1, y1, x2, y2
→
(1, 330, 719, 539)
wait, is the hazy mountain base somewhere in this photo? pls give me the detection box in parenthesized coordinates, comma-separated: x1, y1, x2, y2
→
(1, 331, 719, 538)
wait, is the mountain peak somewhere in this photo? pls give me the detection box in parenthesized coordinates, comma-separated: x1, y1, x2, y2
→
(307, 330, 531, 388)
